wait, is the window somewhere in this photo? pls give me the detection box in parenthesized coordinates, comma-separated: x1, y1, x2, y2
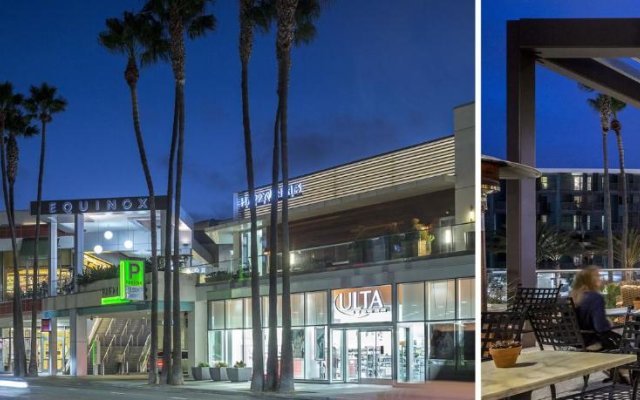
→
(586, 176, 592, 191)
(428, 323, 455, 360)
(244, 298, 253, 328)
(574, 195, 582, 209)
(226, 299, 243, 329)
(427, 280, 456, 320)
(208, 330, 224, 365)
(573, 215, 579, 230)
(292, 293, 305, 327)
(209, 300, 225, 329)
(540, 176, 548, 189)
(398, 282, 425, 322)
(305, 291, 327, 325)
(262, 295, 283, 327)
(586, 215, 591, 230)
(540, 214, 548, 223)
(573, 175, 583, 191)
(457, 278, 474, 319)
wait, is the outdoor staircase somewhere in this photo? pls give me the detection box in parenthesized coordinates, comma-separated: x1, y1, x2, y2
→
(88, 317, 150, 375)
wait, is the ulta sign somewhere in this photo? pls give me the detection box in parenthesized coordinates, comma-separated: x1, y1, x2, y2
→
(331, 285, 392, 324)
(101, 260, 145, 305)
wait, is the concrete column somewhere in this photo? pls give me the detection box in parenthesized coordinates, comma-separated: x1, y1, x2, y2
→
(49, 317, 57, 376)
(190, 301, 207, 370)
(69, 309, 87, 376)
(49, 217, 58, 296)
(73, 214, 84, 292)
(454, 103, 476, 226)
(506, 22, 537, 295)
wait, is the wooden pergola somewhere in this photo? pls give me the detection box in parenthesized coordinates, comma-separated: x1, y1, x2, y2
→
(506, 19, 640, 293)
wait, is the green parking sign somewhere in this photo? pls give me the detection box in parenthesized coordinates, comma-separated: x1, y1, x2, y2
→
(101, 260, 145, 305)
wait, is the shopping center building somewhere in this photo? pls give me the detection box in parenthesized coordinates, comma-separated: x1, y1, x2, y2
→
(0, 103, 474, 383)
(0, 196, 199, 376)
(193, 103, 476, 383)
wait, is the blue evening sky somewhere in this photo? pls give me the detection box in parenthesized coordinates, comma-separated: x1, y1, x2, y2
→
(483, 0, 640, 170)
(0, 0, 473, 221)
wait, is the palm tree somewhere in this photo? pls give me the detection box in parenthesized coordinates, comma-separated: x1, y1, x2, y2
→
(0, 82, 28, 377)
(98, 12, 167, 384)
(609, 98, 628, 276)
(143, 0, 215, 385)
(24, 83, 66, 376)
(275, 0, 320, 391)
(5, 99, 38, 377)
(239, 0, 272, 391)
(536, 223, 577, 269)
(614, 229, 640, 270)
(585, 92, 614, 269)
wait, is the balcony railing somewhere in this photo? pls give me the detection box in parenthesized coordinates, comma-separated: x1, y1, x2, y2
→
(191, 222, 475, 284)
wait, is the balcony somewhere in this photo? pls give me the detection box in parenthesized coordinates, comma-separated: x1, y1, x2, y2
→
(191, 222, 475, 284)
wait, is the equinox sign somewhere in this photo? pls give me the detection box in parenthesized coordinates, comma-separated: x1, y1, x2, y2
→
(332, 285, 392, 323)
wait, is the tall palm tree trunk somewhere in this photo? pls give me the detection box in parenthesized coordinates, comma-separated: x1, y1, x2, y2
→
(162, 86, 180, 384)
(612, 119, 628, 276)
(276, 0, 297, 392)
(603, 131, 614, 269)
(4, 133, 25, 377)
(266, 105, 280, 391)
(28, 120, 46, 377)
(171, 81, 185, 386)
(126, 62, 159, 384)
(239, 3, 264, 388)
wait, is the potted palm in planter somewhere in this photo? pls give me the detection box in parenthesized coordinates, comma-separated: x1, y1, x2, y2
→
(209, 361, 228, 381)
(227, 360, 252, 382)
(191, 362, 209, 380)
(488, 340, 522, 368)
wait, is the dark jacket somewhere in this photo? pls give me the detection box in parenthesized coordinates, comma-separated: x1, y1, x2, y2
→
(575, 291, 611, 333)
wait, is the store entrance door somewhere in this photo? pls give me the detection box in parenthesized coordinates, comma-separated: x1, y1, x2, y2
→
(331, 328, 393, 384)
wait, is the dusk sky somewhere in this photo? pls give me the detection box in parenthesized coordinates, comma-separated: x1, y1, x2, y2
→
(0, 0, 473, 221)
(483, 0, 640, 169)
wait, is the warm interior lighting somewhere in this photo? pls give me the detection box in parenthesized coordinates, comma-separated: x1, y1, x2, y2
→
(94, 245, 103, 254)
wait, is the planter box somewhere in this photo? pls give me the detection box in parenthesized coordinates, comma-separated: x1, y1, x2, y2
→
(209, 367, 228, 381)
(227, 367, 252, 382)
(191, 367, 208, 380)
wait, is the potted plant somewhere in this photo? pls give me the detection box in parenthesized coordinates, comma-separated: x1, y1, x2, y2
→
(191, 361, 209, 380)
(209, 361, 228, 381)
(488, 340, 522, 368)
(227, 360, 252, 382)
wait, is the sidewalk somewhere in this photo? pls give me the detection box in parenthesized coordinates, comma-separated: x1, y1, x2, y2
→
(37, 374, 474, 400)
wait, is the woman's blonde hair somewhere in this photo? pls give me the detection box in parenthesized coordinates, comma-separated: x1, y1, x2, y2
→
(571, 265, 601, 305)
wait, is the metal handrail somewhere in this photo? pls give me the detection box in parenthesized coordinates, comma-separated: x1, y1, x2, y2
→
(102, 334, 116, 367)
(138, 334, 151, 373)
(104, 318, 115, 337)
(122, 334, 134, 373)
(119, 320, 130, 346)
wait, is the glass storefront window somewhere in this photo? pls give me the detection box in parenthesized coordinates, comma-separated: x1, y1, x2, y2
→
(226, 299, 243, 329)
(398, 282, 425, 322)
(208, 330, 224, 365)
(209, 300, 225, 329)
(397, 323, 425, 382)
(292, 293, 305, 327)
(427, 280, 456, 320)
(428, 323, 456, 361)
(262, 295, 282, 327)
(304, 326, 326, 380)
(306, 291, 327, 325)
(243, 329, 254, 368)
(244, 298, 253, 328)
(459, 322, 475, 370)
(457, 278, 474, 319)
(226, 329, 244, 366)
(292, 328, 305, 379)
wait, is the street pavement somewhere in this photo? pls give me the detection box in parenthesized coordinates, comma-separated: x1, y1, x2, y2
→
(0, 374, 474, 400)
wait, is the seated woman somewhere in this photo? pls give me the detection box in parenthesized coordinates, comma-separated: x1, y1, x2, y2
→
(571, 266, 620, 351)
